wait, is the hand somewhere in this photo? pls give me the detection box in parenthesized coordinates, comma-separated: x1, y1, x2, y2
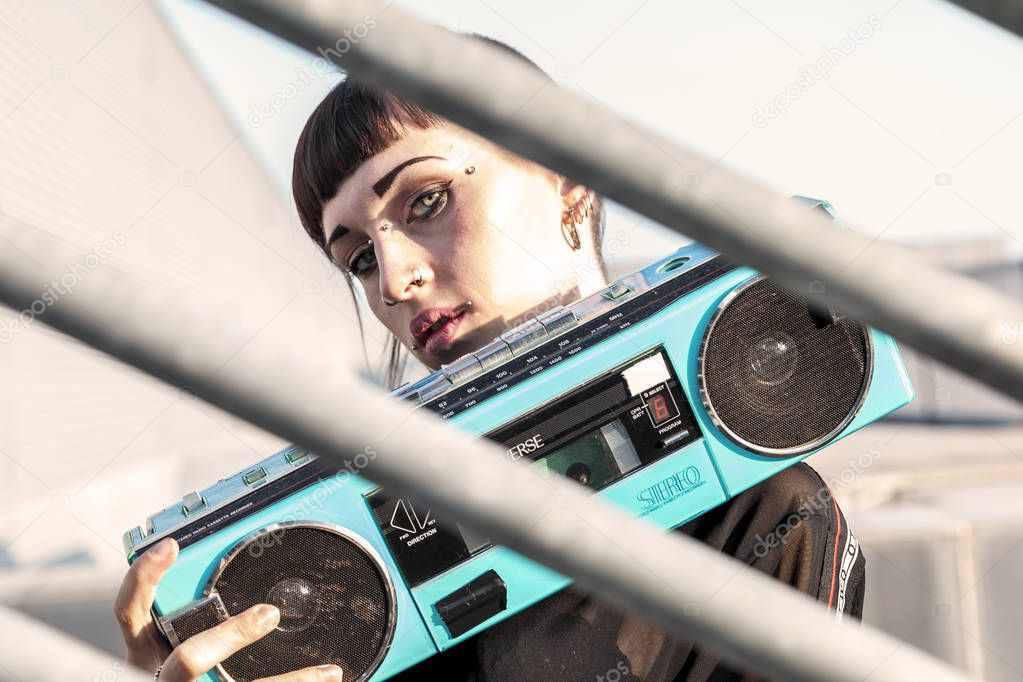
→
(114, 537, 344, 681)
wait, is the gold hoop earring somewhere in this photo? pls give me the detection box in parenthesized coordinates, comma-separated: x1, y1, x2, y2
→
(561, 217, 581, 251)
(561, 192, 591, 251)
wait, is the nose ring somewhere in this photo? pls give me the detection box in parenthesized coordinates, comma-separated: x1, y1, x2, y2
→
(383, 268, 424, 307)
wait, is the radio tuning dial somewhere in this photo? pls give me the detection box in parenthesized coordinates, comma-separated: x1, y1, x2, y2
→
(499, 320, 548, 356)
(473, 339, 513, 371)
(416, 373, 453, 402)
(536, 307, 578, 336)
(441, 353, 485, 385)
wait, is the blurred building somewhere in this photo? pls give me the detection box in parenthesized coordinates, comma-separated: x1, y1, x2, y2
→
(889, 236, 1023, 424)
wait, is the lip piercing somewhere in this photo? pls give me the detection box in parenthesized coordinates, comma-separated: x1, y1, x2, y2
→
(464, 166, 475, 174)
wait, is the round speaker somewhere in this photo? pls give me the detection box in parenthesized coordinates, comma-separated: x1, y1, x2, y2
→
(697, 276, 872, 456)
(205, 522, 395, 682)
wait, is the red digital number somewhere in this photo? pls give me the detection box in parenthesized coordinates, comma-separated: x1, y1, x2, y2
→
(652, 395, 670, 422)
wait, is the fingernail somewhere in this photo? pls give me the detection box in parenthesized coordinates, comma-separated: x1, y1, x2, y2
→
(255, 604, 279, 628)
(151, 538, 173, 558)
(317, 665, 343, 681)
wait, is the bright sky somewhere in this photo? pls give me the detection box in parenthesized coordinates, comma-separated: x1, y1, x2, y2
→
(158, 0, 1023, 259)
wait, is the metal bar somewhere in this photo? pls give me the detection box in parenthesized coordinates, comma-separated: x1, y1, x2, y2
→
(203, 0, 1023, 408)
(0, 218, 976, 681)
(946, 0, 1023, 40)
(0, 606, 152, 682)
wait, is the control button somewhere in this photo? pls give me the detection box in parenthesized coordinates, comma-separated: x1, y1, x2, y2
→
(242, 466, 268, 487)
(181, 491, 206, 516)
(392, 381, 419, 402)
(603, 281, 633, 300)
(659, 430, 691, 450)
(285, 448, 310, 465)
(499, 320, 547, 356)
(441, 354, 484, 385)
(416, 374, 453, 402)
(434, 569, 507, 638)
(536, 307, 578, 336)
(472, 340, 513, 372)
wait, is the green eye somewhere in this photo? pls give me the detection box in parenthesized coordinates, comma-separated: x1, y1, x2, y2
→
(349, 246, 377, 278)
(408, 182, 450, 222)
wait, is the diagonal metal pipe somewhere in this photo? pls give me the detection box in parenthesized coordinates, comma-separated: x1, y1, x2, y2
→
(0, 606, 152, 682)
(945, 0, 1023, 40)
(201, 0, 1023, 409)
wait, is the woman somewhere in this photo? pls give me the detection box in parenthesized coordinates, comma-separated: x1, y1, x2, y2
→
(114, 35, 865, 682)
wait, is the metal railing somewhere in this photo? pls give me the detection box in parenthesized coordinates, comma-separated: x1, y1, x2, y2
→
(4, 0, 1021, 680)
(0, 606, 152, 682)
(947, 0, 1023, 39)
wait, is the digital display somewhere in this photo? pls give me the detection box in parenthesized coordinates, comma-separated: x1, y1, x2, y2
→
(644, 386, 680, 427)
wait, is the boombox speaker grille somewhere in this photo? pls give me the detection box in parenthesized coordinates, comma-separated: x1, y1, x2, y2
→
(698, 277, 871, 456)
(209, 523, 394, 682)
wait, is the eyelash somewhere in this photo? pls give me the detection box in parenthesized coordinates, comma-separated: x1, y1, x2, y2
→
(344, 181, 453, 278)
(406, 180, 452, 223)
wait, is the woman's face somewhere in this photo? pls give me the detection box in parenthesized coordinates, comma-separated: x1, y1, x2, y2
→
(320, 121, 600, 371)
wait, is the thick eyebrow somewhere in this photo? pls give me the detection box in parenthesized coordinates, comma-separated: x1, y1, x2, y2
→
(326, 224, 350, 251)
(372, 155, 446, 197)
(327, 155, 447, 250)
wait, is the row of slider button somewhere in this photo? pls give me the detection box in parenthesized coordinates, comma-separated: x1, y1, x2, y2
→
(177, 448, 310, 521)
(404, 306, 580, 403)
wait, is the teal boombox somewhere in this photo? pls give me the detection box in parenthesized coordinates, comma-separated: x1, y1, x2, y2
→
(123, 236, 913, 681)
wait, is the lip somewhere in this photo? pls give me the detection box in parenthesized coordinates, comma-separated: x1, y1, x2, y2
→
(410, 306, 470, 355)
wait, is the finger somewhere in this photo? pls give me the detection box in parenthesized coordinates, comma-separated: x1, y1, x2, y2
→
(256, 664, 345, 681)
(114, 538, 179, 651)
(160, 604, 280, 682)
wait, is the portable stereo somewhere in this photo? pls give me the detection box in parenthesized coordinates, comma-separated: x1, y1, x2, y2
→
(123, 218, 914, 680)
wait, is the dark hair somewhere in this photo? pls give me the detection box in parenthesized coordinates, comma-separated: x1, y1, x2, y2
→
(292, 35, 606, 388)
